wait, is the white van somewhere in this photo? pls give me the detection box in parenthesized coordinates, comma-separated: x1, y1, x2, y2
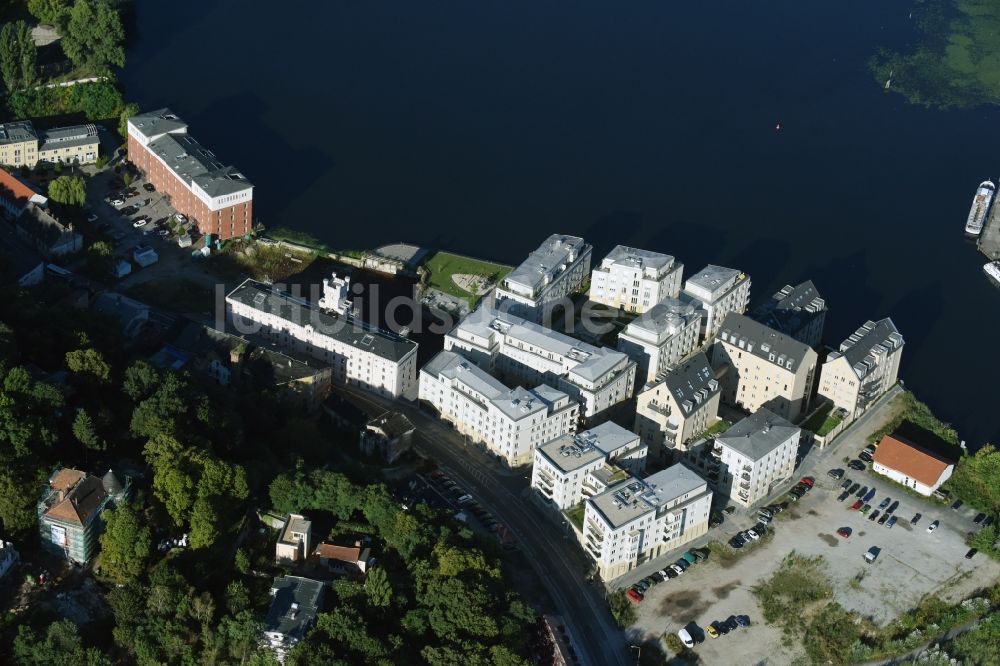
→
(678, 627, 695, 648)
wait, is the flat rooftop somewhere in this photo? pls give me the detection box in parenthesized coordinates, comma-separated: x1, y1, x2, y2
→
(537, 421, 639, 473)
(504, 234, 588, 295)
(226, 279, 417, 363)
(599, 245, 676, 273)
(623, 297, 699, 338)
(684, 264, 746, 303)
(589, 463, 707, 530)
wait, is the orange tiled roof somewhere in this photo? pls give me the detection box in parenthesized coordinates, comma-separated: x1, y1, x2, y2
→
(43, 472, 108, 526)
(873, 435, 953, 487)
(0, 170, 40, 208)
(314, 543, 361, 563)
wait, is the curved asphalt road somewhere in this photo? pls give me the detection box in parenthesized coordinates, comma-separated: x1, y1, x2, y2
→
(339, 386, 630, 666)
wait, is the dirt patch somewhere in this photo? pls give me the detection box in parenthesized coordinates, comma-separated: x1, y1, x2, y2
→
(658, 588, 712, 620)
(712, 580, 741, 600)
(818, 533, 839, 547)
(807, 509, 819, 516)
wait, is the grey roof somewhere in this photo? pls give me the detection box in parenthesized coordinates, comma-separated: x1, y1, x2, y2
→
(0, 121, 37, 144)
(754, 280, 825, 333)
(148, 132, 252, 197)
(598, 245, 676, 274)
(624, 297, 699, 339)
(657, 352, 719, 414)
(505, 234, 589, 294)
(830, 318, 904, 380)
(715, 408, 800, 461)
(589, 463, 707, 529)
(453, 306, 630, 384)
(716, 313, 813, 373)
(280, 515, 311, 546)
(684, 265, 746, 302)
(16, 204, 79, 250)
(128, 108, 188, 140)
(366, 411, 414, 440)
(101, 470, 124, 495)
(423, 350, 570, 421)
(264, 576, 324, 640)
(227, 279, 417, 363)
(38, 124, 99, 152)
(538, 422, 640, 473)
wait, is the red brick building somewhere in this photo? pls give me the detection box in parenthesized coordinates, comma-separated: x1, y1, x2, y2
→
(127, 109, 253, 241)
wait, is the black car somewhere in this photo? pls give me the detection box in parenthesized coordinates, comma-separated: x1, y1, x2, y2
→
(973, 512, 987, 525)
(724, 505, 736, 515)
(714, 620, 731, 636)
(837, 491, 850, 502)
(911, 513, 922, 525)
(848, 483, 861, 495)
(735, 615, 751, 628)
(664, 567, 679, 578)
(828, 468, 845, 480)
(868, 510, 880, 522)
(877, 513, 890, 525)
(841, 478, 852, 489)
(952, 500, 964, 510)
(143, 182, 156, 192)
(878, 497, 891, 510)
(983, 516, 994, 528)
(709, 514, 724, 527)
(675, 559, 690, 571)
(966, 548, 978, 559)
(849, 460, 866, 471)
(729, 535, 745, 549)
(724, 616, 740, 631)
(859, 451, 873, 462)
(754, 522, 769, 535)
(856, 485, 868, 498)
(887, 501, 899, 514)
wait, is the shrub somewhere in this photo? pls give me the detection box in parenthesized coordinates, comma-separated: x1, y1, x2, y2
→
(607, 590, 636, 629)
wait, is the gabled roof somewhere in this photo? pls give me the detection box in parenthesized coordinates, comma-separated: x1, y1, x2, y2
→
(873, 434, 954, 487)
(656, 352, 719, 413)
(830, 318, 904, 380)
(716, 313, 815, 373)
(41, 469, 109, 527)
(314, 543, 362, 563)
(0, 169, 45, 210)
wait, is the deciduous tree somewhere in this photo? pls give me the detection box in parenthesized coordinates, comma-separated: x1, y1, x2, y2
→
(364, 566, 392, 607)
(62, 0, 125, 74)
(99, 504, 152, 581)
(72, 409, 106, 450)
(48, 175, 87, 207)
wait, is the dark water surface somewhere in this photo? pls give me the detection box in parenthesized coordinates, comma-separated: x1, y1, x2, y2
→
(121, 1, 1000, 447)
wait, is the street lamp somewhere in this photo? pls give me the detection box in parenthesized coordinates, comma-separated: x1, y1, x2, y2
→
(629, 644, 641, 666)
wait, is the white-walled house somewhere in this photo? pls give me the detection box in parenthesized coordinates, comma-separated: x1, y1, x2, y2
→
(871, 434, 955, 497)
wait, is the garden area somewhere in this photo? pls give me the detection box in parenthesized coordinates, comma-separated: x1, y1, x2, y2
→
(421, 251, 511, 302)
(208, 240, 316, 283)
(801, 402, 842, 437)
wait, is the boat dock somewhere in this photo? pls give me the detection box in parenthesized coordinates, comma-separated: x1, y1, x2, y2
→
(978, 202, 1000, 260)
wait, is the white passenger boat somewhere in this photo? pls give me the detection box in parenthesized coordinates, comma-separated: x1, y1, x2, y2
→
(965, 180, 995, 236)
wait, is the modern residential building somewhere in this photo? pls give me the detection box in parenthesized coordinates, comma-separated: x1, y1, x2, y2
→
(582, 464, 712, 580)
(127, 108, 253, 240)
(275, 514, 311, 564)
(360, 411, 415, 464)
(37, 124, 100, 165)
(37, 468, 129, 564)
(494, 234, 592, 322)
(710, 313, 818, 422)
(444, 307, 636, 421)
(588, 245, 683, 313)
(871, 434, 955, 497)
(617, 297, 701, 384)
(689, 409, 799, 507)
(0, 540, 18, 580)
(418, 350, 579, 466)
(0, 120, 98, 167)
(634, 353, 721, 462)
(752, 280, 827, 348)
(225, 275, 418, 400)
(263, 576, 325, 662)
(817, 318, 904, 421)
(680, 264, 751, 341)
(531, 422, 648, 510)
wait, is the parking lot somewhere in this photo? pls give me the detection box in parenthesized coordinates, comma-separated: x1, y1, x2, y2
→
(629, 467, 1000, 664)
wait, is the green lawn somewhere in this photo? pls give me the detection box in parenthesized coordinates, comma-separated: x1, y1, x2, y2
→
(697, 419, 732, 440)
(565, 503, 585, 531)
(423, 251, 511, 301)
(802, 403, 842, 437)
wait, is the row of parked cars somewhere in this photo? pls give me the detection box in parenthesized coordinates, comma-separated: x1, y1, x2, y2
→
(627, 547, 710, 603)
(428, 470, 504, 536)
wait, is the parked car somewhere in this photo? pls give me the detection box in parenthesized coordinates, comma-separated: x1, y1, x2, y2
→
(627, 588, 643, 603)
(966, 548, 978, 559)
(678, 628, 694, 648)
(745, 529, 760, 541)
(715, 620, 731, 636)
(860, 504, 872, 514)
(864, 547, 880, 563)
(143, 182, 156, 192)
(837, 527, 851, 538)
(157, 228, 170, 237)
(952, 500, 964, 510)
(859, 451, 873, 463)
(927, 520, 940, 533)
(887, 501, 899, 514)
(753, 522, 769, 535)
(863, 488, 877, 503)
(735, 615, 751, 628)
(877, 513, 890, 525)
(849, 460, 866, 471)
(886, 516, 897, 529)
(799, 477, 815, 487)
(868, 510, 880, 522)
(757, 513, 772, 524)
(841, 478, 853, 489)
(728, 535, 745, 549)
(758, 508, 774, 519)
(879, 498, 891, 510)
(674, 559, 690, 571)
(864, 444, 877, 455)
(723, 616, 740, 631)
(973, 513, 987, 525)
(670, 564, 685, 575)
(691, 548, 709, 561)
(911, 513, 922, 525)
(664, 567, 679, 579)
(848, 483, 861, 495)
(854, 485, 866, 498)
(709, 514, 724, 527)
(828, 468, 845, 480)
(850, 500, 864, 510)
(837, 491, 850, 502)
(706, 624, 719, 639)
(132, 217, 150, 228)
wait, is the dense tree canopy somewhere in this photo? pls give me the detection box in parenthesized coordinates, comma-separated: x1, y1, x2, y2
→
(62, 0, 125, 74)
(47, 176, 86, 207)
(0, 21, 36, 92)
(99, 504, 152, 581)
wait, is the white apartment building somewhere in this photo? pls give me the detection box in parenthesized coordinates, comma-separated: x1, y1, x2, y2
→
(817, 318, 904, 421)
(710, 313, 818, 422)
(583, 464, 712, 580)
(680, 264, 751, 341)
(419, 350, 579, 466)
(617, 297, 701, 384)
(532, 422, 648, 510)
(689, 408, 799, 507)
(634, 353, 721, 462)
(494, 234, 592, 323)
(588, 245, 683, 313)
(444, 307, 636, 421)
(752, 280, 827, 348)
(225, 276, 418, 400)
